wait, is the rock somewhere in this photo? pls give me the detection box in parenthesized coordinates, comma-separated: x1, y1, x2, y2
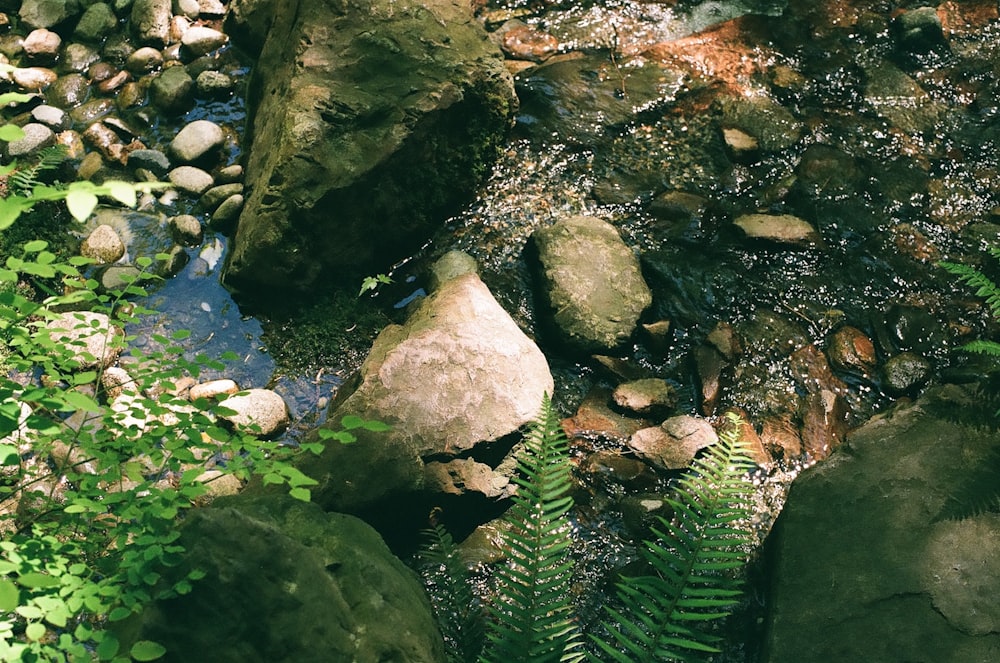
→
(29, 104, 68, 130)
(149, 65, 194, 114)
(69, 98, 115, 125)
(716, 93, 803, 152)
(169, 119, 223, 163)
(612, 378, 677, 416)
(893, 6, 949, 56)
(428, 249, 478, 292)
(127, 148, 171, 176)
(19, 0, 81, 29)
(223, 0, 516, 295)
(22, 29, 61, 63)
(82, 121, 125, 163)
(174, 0, 200, 19)
(825, 325, 876, 375)
(100, 366, 137, 401)
(706, 321, 741, 360)
(126, 46, 164, 73)
(218, 388, 289, 438)
(627, 415, 718, 471)
(198, 0, 225, 16)
(561, 387, 650, 442)
(297, 264, 553, 512)
(424, 458, 514, 499)
(794, 143, 861, 198)
(97, 264, 142, 292)
(62, 42, 101, 72)
(864, 60, 944, 134)
(762, 384, 1000, 662)
(640, 319, 672, 353)
(5, 123, 55, 157)
(890, 222, 941, 262)
(195, 69, 232, 96)
(46, 310, 122, 370)
(721, 126, 758, 162)
(189, 378, 239, 400)
(733, 213, 821, 248)
(200, 183, 242, 211)
(12, 66, 57, 91)
(46, 72, 89, 108)
(131, 0, 172, 46)
(647, 191, 707, 225)
(876, 303, 947, 355)
(168, 165, 214, 195)
(81, 224, 126, 264)
(215, 164, 243, 184)
(882, 351, 932, 396)
(759, 414, 802, 461)
(499, 22, 559, 62)
(693, 344, 727, 416)
(168, 214, 203, 245)
(210, 194, 243, 230)
(116, 494, 447, 663)
(531, 215, 652, 351)
(194, 469, 243, 500)
(180, 25, 227, 56)
(73, 2, 118, 43)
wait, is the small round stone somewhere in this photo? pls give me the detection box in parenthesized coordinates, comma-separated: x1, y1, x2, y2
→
(126, 46, 164, 73)
(12, 66, 57, 91)
(169, 119, 223, 162)
(169, 214, 203, 245)
(5, 123, 55, 157)
(180, 26, 227, 57)
(81, 224, 126, 264)
(168, 165, 214, 195)
(22, 28, 61, 63)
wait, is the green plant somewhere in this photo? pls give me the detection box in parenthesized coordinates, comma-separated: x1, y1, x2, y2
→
(939, 247, 1000, 357)
(359, 273, 393, 297)
(420, 406, 755, 663)
(594, 412, 754, 662)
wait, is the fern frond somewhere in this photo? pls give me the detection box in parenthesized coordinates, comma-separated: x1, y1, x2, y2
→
(419, 521, 486, 663)
(939, 260, 1000, 320)
(8, 145, 67, 195)
(961, 340, 1000, 357)
(482, 393, 583, 663)
(593, 412, 755, 663)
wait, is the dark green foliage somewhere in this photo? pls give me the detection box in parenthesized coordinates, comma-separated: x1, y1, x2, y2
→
(483, 394, 584, 663)
(940, 250, 1000, 357)
(593, 413, 754, 663)
(5, 145, 68, 195)
(420, 520, 487, 663)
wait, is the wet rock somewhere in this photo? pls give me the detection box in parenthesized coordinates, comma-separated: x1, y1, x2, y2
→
(127, 148, 171, 176)
(98, 70, 131, 94)
(73, 3, 118, 43)
(116, 494, 447, 663)
(81, 224, 126, 264)
(706, 320, 741, 360)
(46, 310, 122, 370)
(20, 0, 81, 29)
(30, 104, 68, 130)
(195, 69, 232, 96)
(169, 118, 224, 163)
(719, 407, 771, 468)
(762, 385, 1000, 662)
(180, 25, 227, 56)
(82, 121, 125, 162)
(12, 66, 57, 91)
(174, 0, 201, 19)
(210, 194, 243, 230)
(640, 319, 672, 353)
(102, 33, 137, 62)
(612, 378, 677, 417)
(579, 451, 656, 492)
(882, 351, 932, 396)
(62, 42, 102, 72)
(131, 0, 172, 47)
(499, 22, 559, 62)
(168, 213, 203, 245)
(116, 80, 148, 110)
(22, 28, 61, 63)
(428, 249, 477, 292)
(215, 164, 244, 184)
(69, 98, 115, 125)
(693, 344, 727, 416)
(5, 123, 54, 157)
(721, 126, 758, 162)
(126, 45, 164, 73)
(198, 0, 225, 16)
(890, 222, 941, 262)
(798, 386, 849, 461)
(46, 72, 89, 108)
(717, 93, 803, 152)
(877, 303, 947, 355)
(794, 143, 861, 198)
(149, 64, 194, 113)
(825, 325, 877, 376)
(562, 387, 650, 442)
(200, 183, 242, 211)
(733, 213, 821, 248)
(424, 458, 514, 499)
(759, 414, 802, 461)
(646, 190, 707, 224)
(218, 388, 289, 438)
(188, 378, 239, 400)
(297, 261, 552, 512)
(531, 215, 652, 351)
(628, 415, 718, 471)
(893, 6, 949, 56)
(864, 60, 944, 134)
(224, 0, 515, 295)
(97, 264, 142, 292)
(591, 355, 650, 382)
(168, 165, 214, 195)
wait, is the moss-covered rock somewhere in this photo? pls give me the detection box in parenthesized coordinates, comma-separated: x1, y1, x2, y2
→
(223, 0, 516, 298)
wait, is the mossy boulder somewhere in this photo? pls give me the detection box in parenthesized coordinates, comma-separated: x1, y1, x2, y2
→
(223, 0, 516, 297)
(117, 494, 446, 662)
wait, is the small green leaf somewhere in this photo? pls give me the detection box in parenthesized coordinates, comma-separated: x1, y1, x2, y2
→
(129, 640, 166, 661)
(22, 240, 48, 253)
(62, 390, 102, 413)
(108, 606, 131, 622)
(65, 188, 100, 222)
(96, 632, 120, 660)
(0, 580, 19, 611)
(17, 572, 59, 589)
(24, 622, 45, 641)
(289, 487, 311, 502)
(0, 124, 24, 142)
(105, 181, 137, 208)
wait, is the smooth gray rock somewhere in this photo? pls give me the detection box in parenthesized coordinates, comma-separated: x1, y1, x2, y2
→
(127, 148, 171, 176)
(298, 263, 553, 512)
(29, 104, 68, 130)
(19, 0, 81, 29)
(131, 0, 172, 46)
(116, 494, 447, 663)
(5, 123, 55, 157)
(168, 214, 203, 245)
(733, 213, 821, 248)
(168, 165, 214, 195)
(218, 388, 289, 438)
(169, 119, 223, 162)
(73, 2, 118, 43)
(150, 65, 194, 114)
(81, 224, 126, 264)
(223, 0, 515, 295)
(180, 25, 227, 56)
(532, 215, 652, 351)
(762, 384, 1000, 662)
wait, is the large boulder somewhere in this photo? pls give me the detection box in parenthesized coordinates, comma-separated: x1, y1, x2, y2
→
(531, 215, 652, 351)
(298, 255, 553, 512)
(223, 0, 516, 296)
(117, 494, 446, 663)
(762, 384, 1000, 662)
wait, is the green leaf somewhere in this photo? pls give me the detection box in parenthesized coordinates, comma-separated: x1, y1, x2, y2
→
(17, 572, 60, 589)
(129, 640, 167, 661)
(108, 606, 132, 622)
(22, 240, 48, 253)
(24, 622, 45, 641)
(61, 390, 102, 413)
(96, 632, 120, 660)
(0, 124, 24, 142)
(289, 487, 311, 502)
(0, 580, 19, 611)
(65, 188, 100, 222)
(105, 181, 137, 208)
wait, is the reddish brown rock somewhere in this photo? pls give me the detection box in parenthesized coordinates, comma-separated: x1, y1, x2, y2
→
(789, 344, 849, 396)
(760, 415, 802, 462)
(693, 345, 727, 416)
(798, 389, 849, 461)
(826, 326, 878, 376)
(628, 415, 718, 471)
(720, 407, 771, 468)
(562, 388, 650, 442)
(891, 222, 941, 263)
(500, 24, 559, 62)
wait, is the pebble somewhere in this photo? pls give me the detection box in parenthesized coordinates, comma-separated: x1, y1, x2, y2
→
(98, 264, 142, 291)
(100, 366, 138, 401)
(81, 224, 126, 264)
(612, 378, 677, 416)
(826, 326, 877, 375)
(210, 194, 243, 230)
(22, 28, 61, 63)
(126, 46, 165, 73)
(218, 389, 290, 438)
(500, 23, 559, 62)
(200, 182, 242, 211)
(150, 64, 194, 114)
(77, 151, 104, 180)
(55, 129, 85, 158)
(87, 61, 117, 84)
(69, 98, 116, 125)
(169, 119, 223, 162)
(131, 0, 173, 47)
(882, 352, 932, 396)
(169, 165, 215, 195)
(20, 0, 79, 29)
(127, 148, 171, 176)
(181, 27, 227, 57)
(12, 66, 57, 91)
(6, 123, 55, 157)
(174, 0, 201, 20)
(195, 70, 233, 97)
(189, 378, 240, 400)
(733, 213, 821, 248)
(61, 43, 101, 72)
(98, 70, 132, 94)
(73, 3, 118, 43)
(198, 0, 226, 17)
(46, 72, 90, 108)
(214, 164, 243, 184)
(30, 104, 69, 131)
(169, 214, 204, 245)
(82, 121, 125, 162)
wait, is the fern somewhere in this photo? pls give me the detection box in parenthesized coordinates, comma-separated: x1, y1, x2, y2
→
(6, 145, 68, 195)
(420, 518, 487, 663)
(482, 394, 584, 663)
(939, 258, 1000, 321)
(592, 412, 755, 662)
